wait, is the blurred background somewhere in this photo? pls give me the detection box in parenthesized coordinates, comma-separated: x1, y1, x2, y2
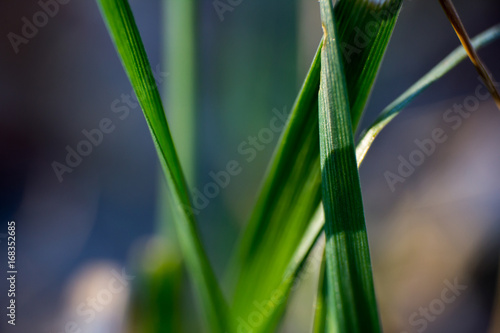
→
(1, 0, 500, 332)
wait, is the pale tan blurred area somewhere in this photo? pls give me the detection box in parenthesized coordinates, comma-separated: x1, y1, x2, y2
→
(370, 97, 500, 333)
(54, 262, 131, 333)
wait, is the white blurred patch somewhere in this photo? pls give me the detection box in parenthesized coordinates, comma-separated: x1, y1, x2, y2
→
(51, 262, 132, 333)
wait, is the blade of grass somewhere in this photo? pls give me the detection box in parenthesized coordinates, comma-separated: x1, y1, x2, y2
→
(230, 44, 322, 322)
(132, 2, 199, 331)
(129, 238, 184, 333)
(319, 0, 379, 330)
(335, 0, 403, 129)
(95, 1, 230, 331)
(128, 177, 186, 333)
(312, 251, 327, 333)
(438, 0, 500, 110)
(250, 208, 326, 333)
(163, 0, 197, 183)
(230, 1, 402, 331)
(356, 23, 500, 165)
(135, 2, 198, 332)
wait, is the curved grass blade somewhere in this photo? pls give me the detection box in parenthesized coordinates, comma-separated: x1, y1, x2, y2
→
(95, 1, 230, 331)
(356, 23, 500, 165)
(319, 0, 379, 330)
(230, 44, 323, 322)
(248, 208, 326, 333)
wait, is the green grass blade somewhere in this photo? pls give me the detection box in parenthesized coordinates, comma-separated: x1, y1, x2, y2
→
(163, 0, 197, 183)
(230, 43, 323, 321)
(319, 0, 379, 331)
(312, 250, 327, 333)
(335, 0, 403, 129)
(230, 1, 402, 331)
(95, 1, 230, 331)
(132, 3, 199, 332)
(129, 240, 184, 333)
(356, 23, 500, 165)
(250, 208, 325, 333)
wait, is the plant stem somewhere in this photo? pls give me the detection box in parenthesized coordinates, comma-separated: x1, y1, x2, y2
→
(439, 0, 500, 110)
